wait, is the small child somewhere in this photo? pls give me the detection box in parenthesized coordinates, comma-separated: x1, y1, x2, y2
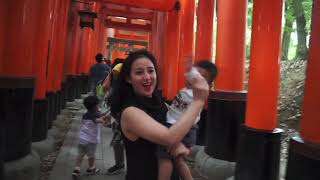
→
(72, 95, 109, 178)
(158, 61, 217, 180)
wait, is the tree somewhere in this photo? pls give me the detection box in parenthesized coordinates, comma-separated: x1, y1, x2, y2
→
(282, 0, 294, 60)
(292, 0, 308, 60)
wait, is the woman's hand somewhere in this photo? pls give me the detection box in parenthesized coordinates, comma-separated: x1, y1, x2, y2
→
(189, 74, 209, 102)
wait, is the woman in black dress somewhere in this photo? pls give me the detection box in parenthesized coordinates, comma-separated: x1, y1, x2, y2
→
(109, 50, 208, 180)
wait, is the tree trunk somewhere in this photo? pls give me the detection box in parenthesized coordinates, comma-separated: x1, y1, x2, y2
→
(292, 0, 308, 60)
(282, 0, 294, 60)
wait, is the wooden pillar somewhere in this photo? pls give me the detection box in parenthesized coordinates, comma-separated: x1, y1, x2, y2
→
(299, 0, 320, 143)
(162, 9, 181, 100)
(215, 0, 247, 91)
(178, 0, 195, 89)
(64, 1, 83, 102)
(0, 0, 6, 74)
(194, 0, 215, 62)
(149, 13, 158, 55)
(2, 0, 38, 76)
(156, 12, 166, 91)
(235, 1, 283, 180)
(55, 0, 70, 90)
(0, 1, 5, 177)
(245, 1, 283, 130)
(46, 0, 60, 93)
(286, 1, 320, 179)
(31, 0, 54, 142)
(78, 28, 91, 74)
(0, 0, 38, 162)
(204, 0, 247, 163)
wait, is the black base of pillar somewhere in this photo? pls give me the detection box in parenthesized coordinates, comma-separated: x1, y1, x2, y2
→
(0, 76, 34, 161)
(61, 82, 67, 109)
(66, 75, 76, 102)
(46, 92, 55, 129)
(205, 90, 247, 162)
(56, 91, 61, 115)
(0, 120, 4, 180)
(235, 126, 283, 180)
(80, 74, 89, 94)
(75, 76, 82, 99)
(32, 99, 49, 142)
(285, 136, 320, 180)
(52, 92, 58, 121)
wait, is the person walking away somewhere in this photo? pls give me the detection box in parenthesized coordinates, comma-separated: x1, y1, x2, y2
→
(89, 53, 110, 95)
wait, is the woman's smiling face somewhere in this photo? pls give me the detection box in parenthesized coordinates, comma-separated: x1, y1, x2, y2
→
(127, 57, 157, 97)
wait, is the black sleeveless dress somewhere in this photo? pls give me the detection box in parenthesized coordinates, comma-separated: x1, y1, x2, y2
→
(121, 91, 168, 180)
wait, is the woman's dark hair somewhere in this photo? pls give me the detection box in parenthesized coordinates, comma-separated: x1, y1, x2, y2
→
(194, 60, 217, 84)
(109, 49, 159, 118)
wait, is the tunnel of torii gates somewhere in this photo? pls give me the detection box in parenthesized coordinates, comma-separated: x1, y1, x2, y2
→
(0, 0, 319, 179)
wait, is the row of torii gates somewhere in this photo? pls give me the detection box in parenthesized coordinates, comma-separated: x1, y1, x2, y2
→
(0, 0, 319, 180)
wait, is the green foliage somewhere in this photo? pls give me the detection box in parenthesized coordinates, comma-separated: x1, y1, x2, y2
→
(245, 0, 312, 61)
(302, 0, 312, 33)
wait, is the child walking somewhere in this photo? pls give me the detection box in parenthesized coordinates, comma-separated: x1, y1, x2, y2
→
(72, 95, 109, 178)
(158, 60, 217, 180)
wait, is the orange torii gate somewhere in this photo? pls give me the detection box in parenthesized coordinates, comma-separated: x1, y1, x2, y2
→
(1, 0, 320, 180)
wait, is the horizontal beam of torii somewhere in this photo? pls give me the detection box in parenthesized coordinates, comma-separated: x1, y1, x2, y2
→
(101, 7, 154, 20)
(103, 19, 152, 32)
(93, 0, 178, 11)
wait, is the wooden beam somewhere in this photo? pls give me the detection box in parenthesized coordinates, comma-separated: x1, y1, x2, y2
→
(102, 8, 154, 20)
(104, 19, 152, 32)
(107, 37, 148, 46)
(98, 0, 177, 11)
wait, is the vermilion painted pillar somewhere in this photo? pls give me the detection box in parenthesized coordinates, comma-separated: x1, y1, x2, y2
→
(194, 0, 215, 62)
(99, 19, 107, 55)
(2, 0, 37, 76)
(235, 1, 283, 180)
(31, 0, 54, 142)
(100, 28, 108, 56)
(1, 0, 37, 162)
(205, 0, 247, 165)
(0, 1, 5, 74)
(85, 2, 99, 70)
(96, 21, 104, 55)
(156, 12, 166, 91)
(46, 0, 63, 126)
(46, 0, 59, 94)
(178, 0, 195, 90)
(162, 10, 181, 100)
(0, 2, 5, 176)
(77, 3, 97, 76)
(149, 17, 156, 54)
(215, 0, 246, 91)
(55, 0, 71, 116)
(55, 0, 70, 90)
(286, 0, 320, 179)
(64, 2, 83, 101)
(78, 28, 91, 74)
(106, 28, 115, 61)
